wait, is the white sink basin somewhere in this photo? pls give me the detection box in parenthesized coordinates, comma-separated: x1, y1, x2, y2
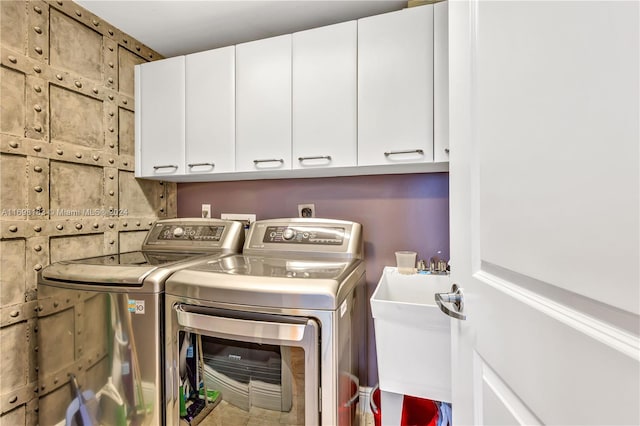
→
(371, 267, 452, 403)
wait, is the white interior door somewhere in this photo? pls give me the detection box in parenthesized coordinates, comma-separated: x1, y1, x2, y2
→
(449, 1, 639, 425)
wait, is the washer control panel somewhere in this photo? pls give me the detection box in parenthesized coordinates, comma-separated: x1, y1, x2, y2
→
(262, 226, 345, 245)
(157, 225, 224, 241)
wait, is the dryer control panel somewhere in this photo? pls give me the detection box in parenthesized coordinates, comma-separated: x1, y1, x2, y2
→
(263, 226, 344, 245)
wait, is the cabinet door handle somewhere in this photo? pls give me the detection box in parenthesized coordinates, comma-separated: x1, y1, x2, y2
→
(298, 155, 332, 162)
(384, 149, 424, 157)
(253, 158, 284, 165)
(153, 164, 178, 170)
(187, 162, 215, 168)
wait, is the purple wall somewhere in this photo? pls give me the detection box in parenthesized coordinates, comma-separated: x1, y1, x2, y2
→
(177, 172, 450, 386)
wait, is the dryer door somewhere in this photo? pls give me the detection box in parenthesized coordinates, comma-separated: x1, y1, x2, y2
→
(171, 304, 319, 426)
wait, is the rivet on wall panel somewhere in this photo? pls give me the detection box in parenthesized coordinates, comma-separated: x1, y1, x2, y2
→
(34, 166, 43, 173)
(9, 396, 18, 404)
(93, 155, 100, 161)
(57, 1, 63, 5)
(160, 208, 165, 213)
(108, 111, 114, 117)
(34, 104, 42, 112)
(34, 26, 43, 34)
(56, 74, 63, 81)
(108, 46, 114, 52)
(93, 223, 99, 229)
(35, 47, 43, 55)
(54, 377, 59, 384)
(9, 225, 18, 232)
(92, 19, 99, 26)
(34, 226, 42, 232)
(34, 245, 42, 252)
(160, 194, 164, 199)
(75, 81, 82, 88)
(34, 125, 42, 132)
(148, 221, 153, 226)
(108, 174, 114, 180)
(108, 29, 114, 36)
(93, 88, 99, 94)
(75, 223, 83, 230)
(108, 143, 115, 148)
(108, 127, 114, 133)
(123, 39, 128, 44)
(108, 77, 114, 84)
(108, 62, 114, 68)
(109, 240, 115, 245)
(8, 56, 17, 63)
(149, 54, 154, 59)
(108, 190, 114, 196)
(10, 310, 20, 318)
(75, 10, 82, 17)
(108, 95, 114, 101)
(136, 45, 141, 51)
(34, 85, 42, 93)
(136, 221, 141, 226)
(9, 141, 18, 148)
(35, 206, 44, 214)
(122, 99, 128, 105)
(123, 161, 128, 166)
(109, 223, 115, 228)
(56, 149, 64, 155)
(122, 222, 127, 227)
(33, 146, 42, 152)
(34, 264, 42, 271)
(75, 153, 82, 159)
(108, 158, 114, 164)
(34, 6, 42, 14)
(56, 225, 63, 230)
(34, 66, 41, 73)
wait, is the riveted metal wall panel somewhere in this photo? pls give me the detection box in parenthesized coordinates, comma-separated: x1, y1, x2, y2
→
(49, 161, 103, 214)
(0, 1, 27, 53)
(0, 67, 26, 136)
(49, 8, 101, 81)
(118, 46, 145, 96)
(119, 229, 148, 252)
(1, 2, 167, 423)
(0, 154, 28, 220)
(0, 238, 27, 306)
(119, 171, 167, 217)
(0, 322, 29, 393)
(50, 85, 104, 148)
(118, 107, 135, 156)
(49, 233, 103, 263)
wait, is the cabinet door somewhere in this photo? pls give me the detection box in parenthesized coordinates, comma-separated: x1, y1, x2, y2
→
(292, 21, 357, 170)
(358, 6, 434, 166)
(236, 34, 291, 172)
(135, 56, 185, 177)
(434, 1, 449, 163)
(186, 46, 235, 174)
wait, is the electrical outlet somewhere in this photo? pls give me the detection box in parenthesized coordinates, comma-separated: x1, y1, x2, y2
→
(201, 204, 211, 218)
(221, 213, 256, 230)
(298, 203, 315, 218)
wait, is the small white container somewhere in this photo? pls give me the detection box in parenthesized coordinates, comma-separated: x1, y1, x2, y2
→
(370, 267, 452, 403)
(394, 251, 417, 274)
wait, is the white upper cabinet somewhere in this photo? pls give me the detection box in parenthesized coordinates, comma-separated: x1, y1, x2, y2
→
(358, 6, 434, 166)
(235, 34, 292, 173)
(135, 56, 185, 177)
(433, 1, 449, 163)
(292, 21, 357, 170)
(185, 46, 235, 175)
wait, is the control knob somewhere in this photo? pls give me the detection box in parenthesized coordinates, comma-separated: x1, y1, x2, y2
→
(173, 227, 185, 238)
(282, 228, 296, 240)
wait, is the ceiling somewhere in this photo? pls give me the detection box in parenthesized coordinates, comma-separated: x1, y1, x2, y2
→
(75, 0, 408, 58)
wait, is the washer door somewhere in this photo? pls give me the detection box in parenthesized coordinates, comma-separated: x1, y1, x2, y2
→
(172, 304, 319, 426)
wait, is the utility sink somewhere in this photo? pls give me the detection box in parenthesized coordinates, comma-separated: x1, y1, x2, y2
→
(371, 267, 452, 403)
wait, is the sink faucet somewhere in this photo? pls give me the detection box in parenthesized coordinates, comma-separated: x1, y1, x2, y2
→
(429, 251, 448, 274)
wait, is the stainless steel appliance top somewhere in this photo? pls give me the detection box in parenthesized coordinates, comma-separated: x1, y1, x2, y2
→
(38, 218, 245, 292)
(166, 218, 365, 309)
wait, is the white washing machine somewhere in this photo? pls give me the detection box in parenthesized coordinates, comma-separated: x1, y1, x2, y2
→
(165, 218, 366, 425)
